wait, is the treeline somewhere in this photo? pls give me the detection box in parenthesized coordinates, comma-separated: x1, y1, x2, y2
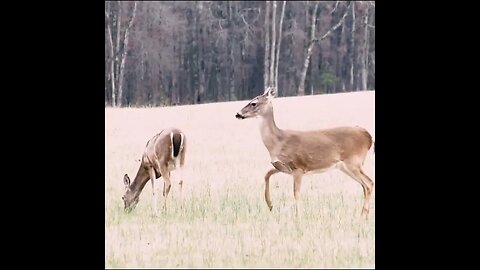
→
(105, 1, 375, 107)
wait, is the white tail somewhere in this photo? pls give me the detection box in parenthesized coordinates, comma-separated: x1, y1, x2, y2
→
(122, 127, 186, 215)
(235, 87, 374, 218)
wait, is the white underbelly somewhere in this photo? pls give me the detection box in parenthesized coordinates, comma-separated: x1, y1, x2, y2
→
(305, 161, 343, 175)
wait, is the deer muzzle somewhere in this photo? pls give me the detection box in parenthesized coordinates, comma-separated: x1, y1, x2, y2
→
(235, 113, 245, 119)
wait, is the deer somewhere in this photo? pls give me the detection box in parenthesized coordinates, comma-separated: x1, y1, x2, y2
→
(121, 127, 186, 215)
(235, 87, 374, 219)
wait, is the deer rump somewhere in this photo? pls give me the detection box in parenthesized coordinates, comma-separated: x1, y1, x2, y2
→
(172, 133, 182, 158)
(142, 129, 183, 177)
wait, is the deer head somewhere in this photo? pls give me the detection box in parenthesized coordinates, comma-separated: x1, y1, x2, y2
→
(121, 174, 139, 213)
(235, 87, 277, 119)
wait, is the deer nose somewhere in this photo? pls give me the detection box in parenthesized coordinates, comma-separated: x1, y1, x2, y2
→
(235, 113, 245, 119)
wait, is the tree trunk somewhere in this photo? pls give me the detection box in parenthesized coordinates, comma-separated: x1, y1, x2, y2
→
(339, 19, 346, 92)
(115, 2, 121, 105)
(140, 47, 146, 103)
(117, 1, 137, 107)
(229, 1, 236, 100)
(298, 1, 352, 95)
(105, 7, 116, 107)
(264, 1, 271, 89)
(274, 1, 286, 93)
(192, 4, 199, 104)
(173, 28, 180, 105)
(361, 4, 369, 90)
(297, 2, 319, 96)
(197, 2, 205, 103)
(350, 2, 355, 91)
(269, 1, 277, 88)
(371, 52, 375, 87)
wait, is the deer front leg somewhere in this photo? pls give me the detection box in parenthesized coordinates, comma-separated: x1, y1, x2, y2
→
(161, 169, 172, 212)
(293, 170, 304, 218)
(271, 160, 293, 174)
(264, 168, 280, 211)
(147, 168, 158, 216)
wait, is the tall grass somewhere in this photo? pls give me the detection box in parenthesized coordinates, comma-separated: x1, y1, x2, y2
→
(105, 91, 375, 268)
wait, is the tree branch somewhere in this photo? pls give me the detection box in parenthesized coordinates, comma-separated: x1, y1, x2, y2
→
(313, 1, 352, 43)
(331, 1, 340, 14)
(240, 13, 253, 45)
(117, 1, 138, 106)
(240, 13, 249, 27)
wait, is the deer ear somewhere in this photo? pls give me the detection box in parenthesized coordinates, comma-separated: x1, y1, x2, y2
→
(263, 86, 272, 95)
(123, 174, 131, 189)
(265, 87, 276, 98)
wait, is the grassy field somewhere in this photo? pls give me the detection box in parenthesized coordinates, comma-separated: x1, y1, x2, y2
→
(105, 91, 375, 268)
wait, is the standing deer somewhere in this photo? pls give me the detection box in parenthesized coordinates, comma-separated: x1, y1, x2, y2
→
(235, 87, 374, 218)
(122, 127, 186, 215)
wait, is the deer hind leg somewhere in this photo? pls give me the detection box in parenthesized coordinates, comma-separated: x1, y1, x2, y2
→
(178, 168, 184, 206)
(162, 178, 172, 197)
(264, 168, 280, 211)
(178, 179, 184, 209)
(159, 165, 172, 212)
(147, 167, 158, 216)
(164, 176, 172, 196)
(293, 170, 304, 218)
(179, 145, 186, 204)
(175, 156, 184, 204)
(339, 160, 374, 219)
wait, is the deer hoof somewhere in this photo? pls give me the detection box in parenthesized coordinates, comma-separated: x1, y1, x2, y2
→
(361, 210, 369, 219)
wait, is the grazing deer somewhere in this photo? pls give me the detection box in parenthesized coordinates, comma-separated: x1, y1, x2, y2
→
(122, 128, 186, 215)
(235, 87, 374, 218)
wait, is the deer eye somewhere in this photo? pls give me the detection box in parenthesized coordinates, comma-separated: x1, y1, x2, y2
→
(251, 102, 257, 107)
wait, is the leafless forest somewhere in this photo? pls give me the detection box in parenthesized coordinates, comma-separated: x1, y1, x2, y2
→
(105, 1, 375, 107)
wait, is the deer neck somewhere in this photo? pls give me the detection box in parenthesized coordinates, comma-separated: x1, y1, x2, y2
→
(128, 165, 150, 198)
(259, 104, 285, 157)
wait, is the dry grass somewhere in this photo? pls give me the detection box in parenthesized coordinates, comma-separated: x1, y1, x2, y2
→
(105, 91, 375, 268)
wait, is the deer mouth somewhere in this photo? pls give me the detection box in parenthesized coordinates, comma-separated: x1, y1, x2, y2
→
(235, 113, 246, 119)
(124, 203, 137, 213)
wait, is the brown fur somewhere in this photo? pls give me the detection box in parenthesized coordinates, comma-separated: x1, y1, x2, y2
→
(122, 127, 186, 213)
(236, 87, 374, 218)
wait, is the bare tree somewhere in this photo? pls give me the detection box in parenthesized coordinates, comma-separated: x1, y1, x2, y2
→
(105, 1, 138, 107)
(117, 1, 138, 107)
(264, 1, 285, 94)
(298, 1, 352, 96)
(274, 1, 287, 91)
(104, 1, 374, 107)
(297, 1, 319, 96)
(105, 3, 116, 106)
(263, 1, 271, 89)
(268, 1, 277, 88)
(229, 1, 237, 101)
(349, 1, 355, 91)
(361, 3, 369, 90)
